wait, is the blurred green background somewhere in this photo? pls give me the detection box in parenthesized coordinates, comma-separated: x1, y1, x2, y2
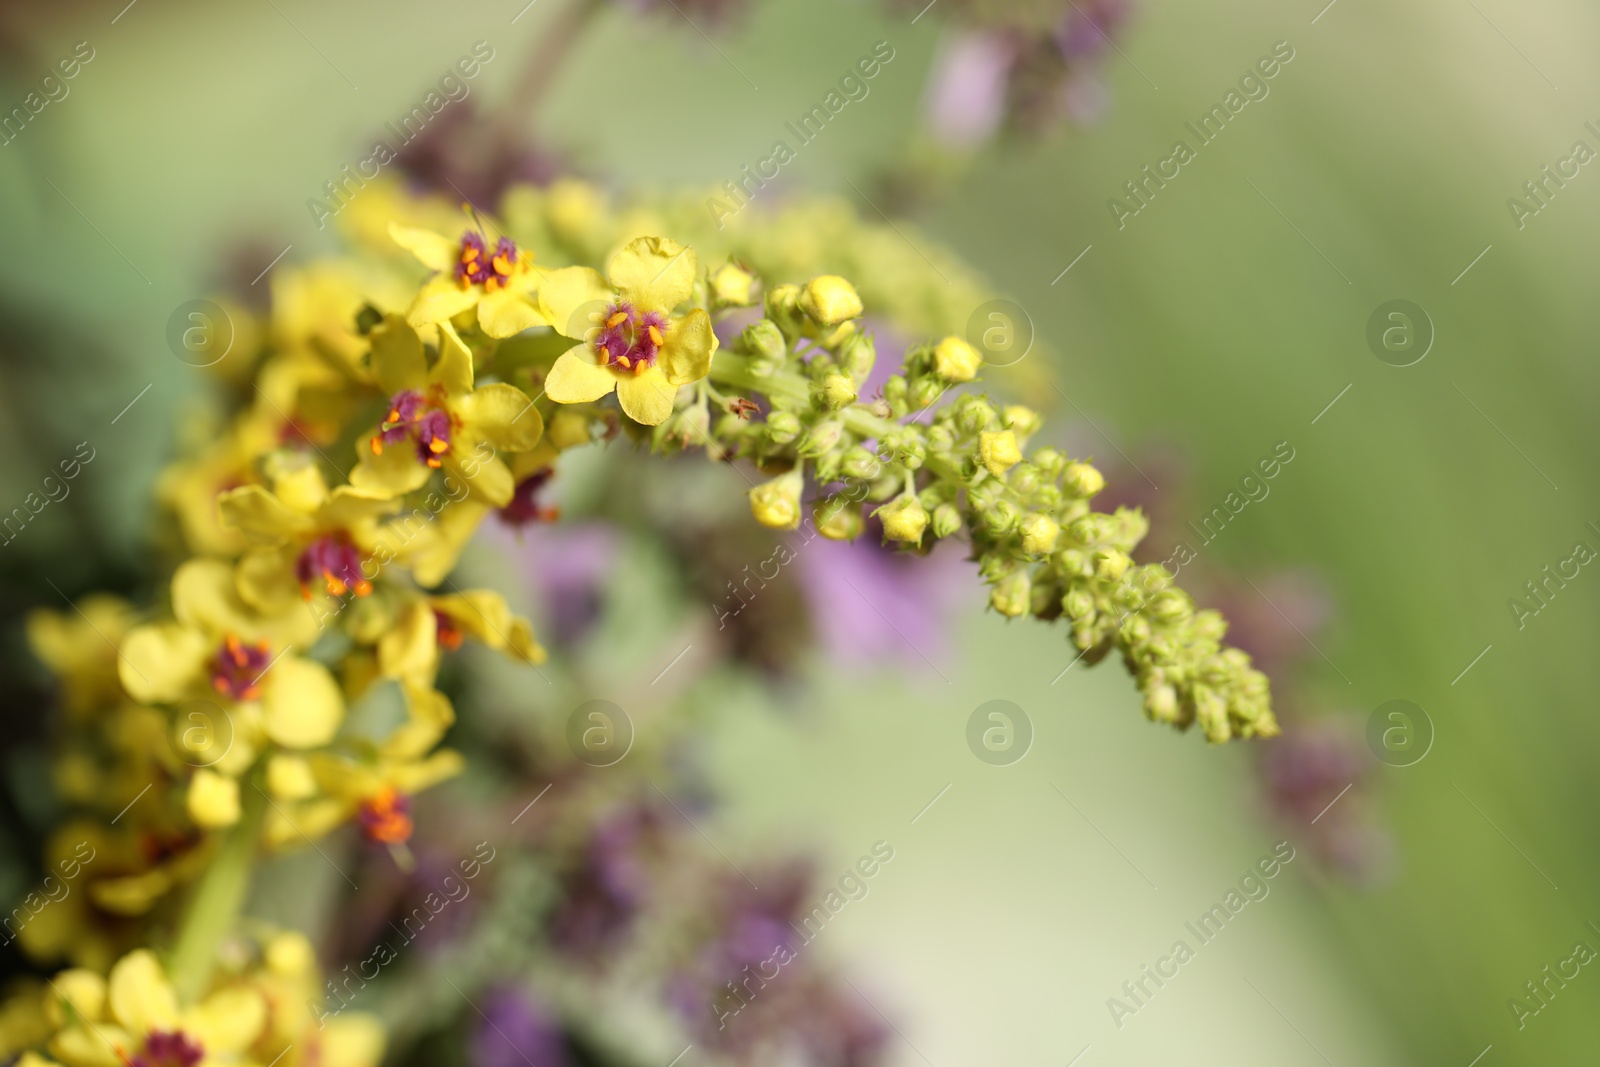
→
(1, 0, 1596, 1063)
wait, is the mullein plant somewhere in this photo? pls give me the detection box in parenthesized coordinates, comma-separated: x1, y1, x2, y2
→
(1, 177, 1275, 1062)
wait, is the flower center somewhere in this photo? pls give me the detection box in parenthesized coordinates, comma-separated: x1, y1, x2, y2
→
(499, 469, 561, 528)
(371, 389, 453, 468)
(592, 302, 668, 375)
(131, 1031, 204, 1067)
(211, 635, 272, 701)
(296, 534, 372, 599)
(455, 232, 526, 293)
(434, 610, 464, 651)
(358, 787, 413, 844)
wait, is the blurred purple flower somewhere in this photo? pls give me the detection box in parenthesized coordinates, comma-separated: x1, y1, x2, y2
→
(925, 31, 1016, 149)
(547, 803, 664, 959)
(473, 988, 570, 1067)
(486, 520, 616, 647)
(795, 529, 970, 671)
(1259, 716, 1393, 886)
(1056, 0, 1134, 62)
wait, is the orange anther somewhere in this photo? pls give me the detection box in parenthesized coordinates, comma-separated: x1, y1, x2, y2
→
(606, 311, 629, 328)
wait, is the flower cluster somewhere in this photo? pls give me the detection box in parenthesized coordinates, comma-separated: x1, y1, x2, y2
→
(2, 177, 1272, 1061)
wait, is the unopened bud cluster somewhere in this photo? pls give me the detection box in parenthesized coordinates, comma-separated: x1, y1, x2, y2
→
(665, 271, 1275, 743)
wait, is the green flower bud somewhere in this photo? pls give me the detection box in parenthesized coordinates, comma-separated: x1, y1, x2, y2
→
(1144, 683, 1180, 723)
(884, 375, 909, 416)
(1149, 590, 1192, 622)
(766, 411, 801, 445)
(1063, 587, 1096, 620)
(1066, 516, 1100, 547)
(816, 373, 858, 411)
(1192, 610, 1228, 642)
(796, 419, 843, 457)
(1195, 686, 1230, 743)
(799, 275, 864, 327)
(876, 495, 928, 543)
(931, 503, 963, 538)
(1119, 613, 1151, 645)
(764, 284, 805, 340)
(740, 318, 788, 368)
(711, 262, 758, 307)
(932, 335, 983, 382)
(1009, 463, 1043, 495)
(991, 570, 1031, 618)
(926, 425, 954, 454)
(1095, 549, 1131, 582)
(813, 495, 863, 540)
(749, 468, 804, 530)
(1064, 462, 1106, 498)
(1030, 578, 1063, 620)
(841, 446, 880, 481)
(838, 332, 876, 384)
(1056, 548, 1091, 578)
(1032, 447, 1066, 473)
(910, 377, 945, 409)
(1019, 513, 1061, 555)
(1003, 405, 1041, 438)
(958, 398, 998, 434)
(982, 498, 1021, 536)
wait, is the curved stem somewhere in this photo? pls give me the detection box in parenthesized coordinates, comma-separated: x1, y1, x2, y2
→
(490, 0, 609, 142)
(168, 778, 265, 1002)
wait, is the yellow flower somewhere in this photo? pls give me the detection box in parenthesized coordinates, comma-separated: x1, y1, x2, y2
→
(390, 220, 548, 338)
(218, 456, 398, 614)
(265, 748, 463, 850)
(376, 590, 546, 689)
(351, 315, 544, 507)
(932, 336, 982, 382)
(27, 595, 133, 718)
(118, 560, 341, 757)
(43, 949, 265, 1067)
(540, 236, 718, 426)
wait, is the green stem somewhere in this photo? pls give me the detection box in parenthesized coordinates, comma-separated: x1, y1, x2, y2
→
(168, 777, 265, 1002)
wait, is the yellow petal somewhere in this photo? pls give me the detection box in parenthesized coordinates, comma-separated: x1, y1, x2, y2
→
(235, 546, 301, 615)
(385, 684, 456, 760)
(431, 319, 475, 395)
(544, 346, 617, 404)
(45, 969, 106, 1027)
(508, 616, 548, 665)
(609, 235, 696, 312)
(406, 275, 479, 327)
(456, 383, 543, 453)
(350, 436, 432, 499)
(377, 601, 439, 684)
(433, 590, 512, 648)
(442, 447, 514, 508)
(660, 308, 718, 386)
(49, 1024, 133, 1067)
(402, 498, 489, 588)
(108, 949, 179, 1033)
(615, 367, 678, 426)
(478, 285, 548, 338)
(89, 870, 174, 916)
(264, 931, 316, 978)
(118, 622, 209, 704)
(320, 1013, 387, 1067)
(172, 558, 317, 648)
(388, 221, 458, 272)
(319, 485, 402, 532)
(265, 456, 330, 513)
(538, 266, 612, 339)
(181, 987, 267, 1053)
(217, 486, 315, 543)
(391, 747, 465, 794)
(369, 314, 428, 395)
(186, 769, 241, 829)
(267, 754, 317, 799)
(260, 656, 344, 748)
